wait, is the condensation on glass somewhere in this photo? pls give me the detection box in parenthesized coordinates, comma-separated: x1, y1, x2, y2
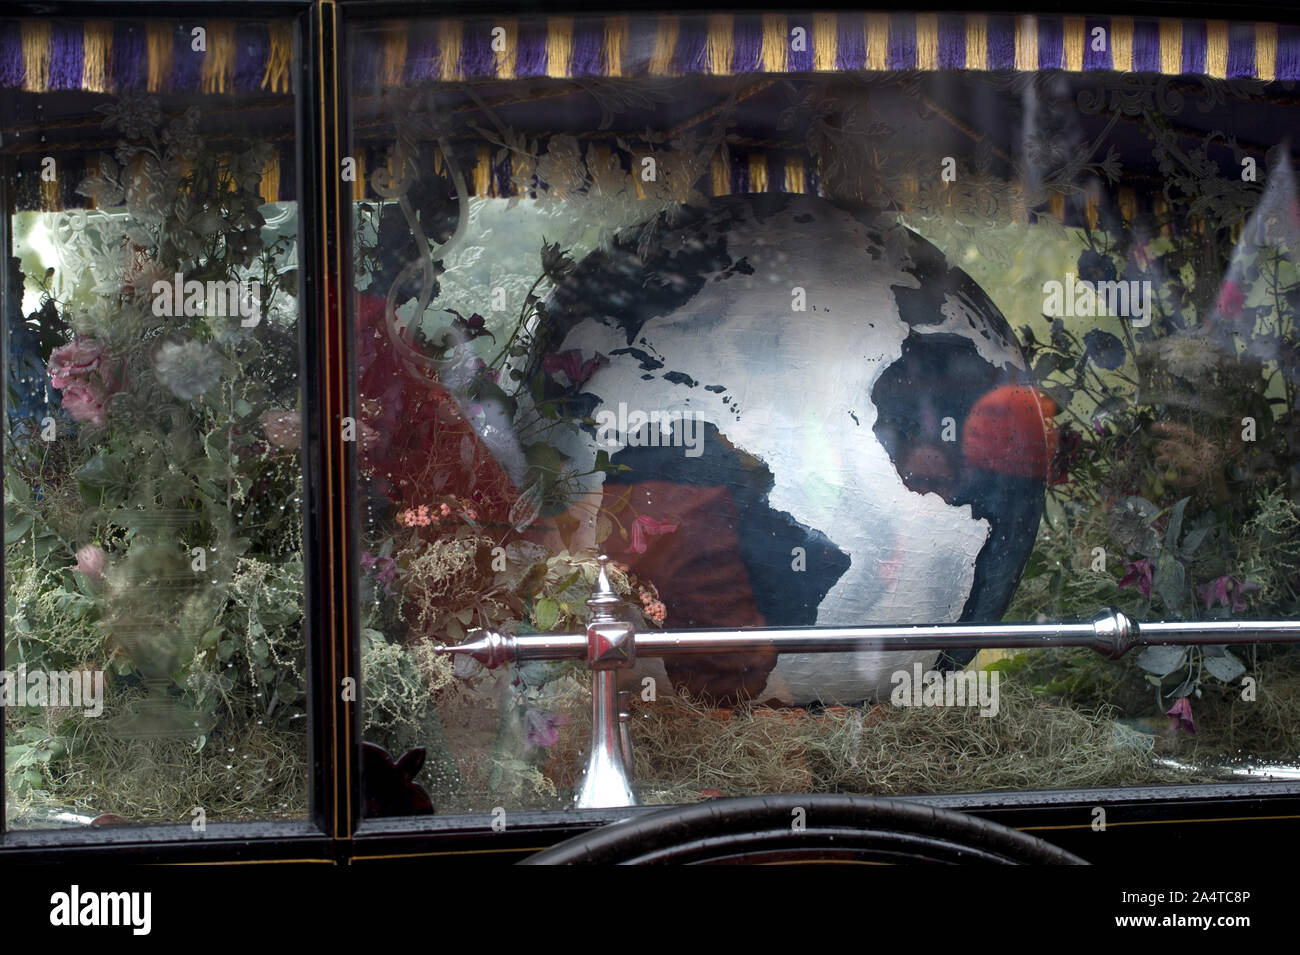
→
(345, 11, 1300, 816)
(1, 17, 307, 828)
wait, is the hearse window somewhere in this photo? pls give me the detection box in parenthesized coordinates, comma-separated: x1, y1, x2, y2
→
(2, 16, 308, 829)
(345, 11, 1300, 818)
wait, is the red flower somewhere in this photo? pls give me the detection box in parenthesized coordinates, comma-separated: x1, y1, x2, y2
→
(1165, 696, 1197, 736)
(1119, 559, 1153, 599)
(541, 349, 607, 386)
(628, 514, 680, 554)
(1198, 575, 1258, 614)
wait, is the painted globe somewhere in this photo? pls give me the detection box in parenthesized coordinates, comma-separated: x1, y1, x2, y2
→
(535, 193, 1055, 705)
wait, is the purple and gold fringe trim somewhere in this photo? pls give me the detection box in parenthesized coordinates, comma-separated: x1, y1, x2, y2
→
(0, 18, 294, 93)
(348, 12, 1300, 89)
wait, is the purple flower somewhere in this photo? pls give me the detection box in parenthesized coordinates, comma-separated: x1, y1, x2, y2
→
(361, 551, 397, 593)
(1165, 696, 1197, 736)
(1199, 575, 1258, 614)
(523, 708, 570, 748)
(1119, 559, 1153, 599)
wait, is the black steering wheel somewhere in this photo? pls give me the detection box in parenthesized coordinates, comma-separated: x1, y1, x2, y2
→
(520, 794, 1088, 865)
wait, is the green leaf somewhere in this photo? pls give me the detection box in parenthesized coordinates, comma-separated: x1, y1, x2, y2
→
(1153, 553, 1186, 612)
(1165, 497, 1189, 551)
(5, 513, 34, 545)
(534, 597, 559, 632)
(1203, 651, 1246, 683)
(1136, 645, 1186, 676)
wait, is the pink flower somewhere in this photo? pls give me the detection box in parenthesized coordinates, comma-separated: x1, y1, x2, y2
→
(628, 514, 680, 555)
(541, 349, 607, 386)
(1119, 558, 1153, 599)
(1215, 280, 1244, 317)
(48, 340, 109, 389)
(524, 708, 570, 748)
(74, 544, 108, 580)
(260, 410, 302, 451)
(1165, 696, 1197, 736)
(59, 381, 110, 427)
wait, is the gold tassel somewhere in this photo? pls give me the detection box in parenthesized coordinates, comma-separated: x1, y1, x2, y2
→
(916, 14, 939, 70)
(784, 156, 805, 194)
(603, 15, 627, 77)
(1084, 185, 1099, 231)
(748, 153, 768, 193)
(353, 151, 367, 202)
(201, 21, 236, 94)
(259, 150, 280, 206)
(1256, 22, 1277, 82)
(649, 16, 679, 77)
(1118, 187, 1137, 225)
(438, 20, 463, 82)
(1049, 191, 1065, 222)
(1159, 19, 1181, 76)
(546, 16, 573, 78)
(147, 21, 173, 93)
(1063, 16, 1085, 72)
(82, 21, 113, 93)
(41, 175, 59, 213)
(262, 21, 293, 92)
(865, 13, 889, 70)
(710, 153, 730, 197)
(966, 15, 987, 71)
(21, 21, 51, 93)
(1206, 20, 1229, 79)
(382, 20, 407, 88)
(813, 13, 837, 72)
(1014, 15, 1037, 72)
(474, 145, 492, 197)
(496, 20, 518, 78)
(1153, 194, 1170, 236)
(760, 14, 787, 73)
(1111, 17, 1133, 72)
(706, 14, 734, 76)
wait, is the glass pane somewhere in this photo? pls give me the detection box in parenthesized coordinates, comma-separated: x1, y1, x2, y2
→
(346, 11, 1300, 816)
(2, 18, 307, 828)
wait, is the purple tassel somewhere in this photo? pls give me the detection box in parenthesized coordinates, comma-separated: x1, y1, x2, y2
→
(460, 22, 493, 79)
(1182, 20, 1207, 76)
(112, 21, 145, 91)
(1037, 16, 1062, 70)
(49, 22, 84, 91)
(788, 15, 813, 72)
(1083, 17, 1112, 71)
(733, 14, 763, 72)
(276, 145, 293, 202)
(494, 150, 512, 196)
(403, 22, 438, 84)
(836, 13, 865, 70)
(516, 19, 547, 77)
(571, 17, 602, 76)
(350, 25, 380, 92)
(805, 159, 820, 198)
(1279, 24, 1300, 81)
(0, 22, 25, 89)
(235, 23, 269, 92)
(1132, 19, 1161, 73)
(938, 14, 965, 69)
(672, 15, 706, 76)
(170, 26, 201, 92)
(1227, 21, 1255, 78)
(887, 13, 916, 70)
(987, 15, 1015, 70)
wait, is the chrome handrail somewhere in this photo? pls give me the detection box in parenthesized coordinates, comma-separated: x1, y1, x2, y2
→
(435, 560, 1300, 809)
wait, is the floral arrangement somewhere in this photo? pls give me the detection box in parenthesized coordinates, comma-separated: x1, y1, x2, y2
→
(4, 95, 305, 818)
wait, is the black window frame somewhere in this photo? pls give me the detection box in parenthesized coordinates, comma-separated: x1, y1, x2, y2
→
(1, 0, 1299, 865)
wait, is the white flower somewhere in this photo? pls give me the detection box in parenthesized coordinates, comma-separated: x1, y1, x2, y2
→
(153, 339, 223, 400)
